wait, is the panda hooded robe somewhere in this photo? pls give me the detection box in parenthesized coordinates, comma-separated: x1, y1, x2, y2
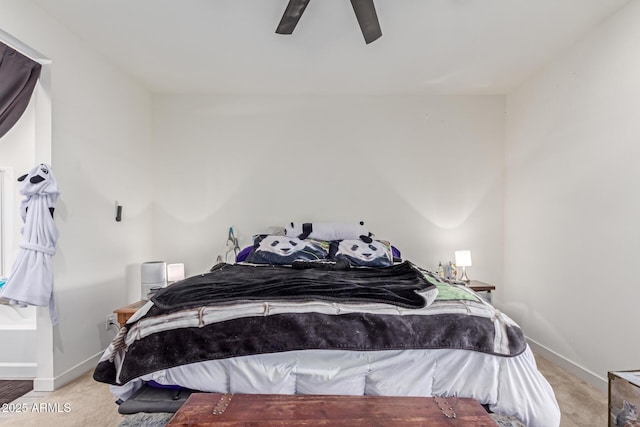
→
(0, 164, 59, 324)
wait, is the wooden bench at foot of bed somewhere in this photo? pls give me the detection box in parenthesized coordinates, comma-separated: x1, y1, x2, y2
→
(166, 393, 498, 426)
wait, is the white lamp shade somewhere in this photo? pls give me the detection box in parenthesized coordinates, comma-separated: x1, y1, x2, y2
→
(455, 250, 472, 267)
(167, 263, 185, 282)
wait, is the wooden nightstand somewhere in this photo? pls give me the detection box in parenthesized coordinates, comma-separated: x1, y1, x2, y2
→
(114, 300, 146, 327)
(467, 280, 495, 303)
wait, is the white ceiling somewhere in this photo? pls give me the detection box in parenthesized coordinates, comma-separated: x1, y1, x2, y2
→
(32, 0, 630, 95)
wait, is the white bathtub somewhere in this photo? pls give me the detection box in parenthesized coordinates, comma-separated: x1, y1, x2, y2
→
(0, 304, 36, 378)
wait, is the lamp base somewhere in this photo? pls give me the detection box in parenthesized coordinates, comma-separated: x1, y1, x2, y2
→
(459, 266, 470, 282)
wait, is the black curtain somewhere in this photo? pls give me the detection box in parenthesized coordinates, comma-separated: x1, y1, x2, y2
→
(0, 41, 42, 140)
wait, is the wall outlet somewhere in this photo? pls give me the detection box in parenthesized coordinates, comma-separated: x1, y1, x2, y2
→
(105, 313, 118, 330)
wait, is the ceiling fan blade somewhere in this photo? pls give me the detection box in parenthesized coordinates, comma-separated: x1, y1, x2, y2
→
(276, 0, 311, 35)
(350, 0, 382, 44)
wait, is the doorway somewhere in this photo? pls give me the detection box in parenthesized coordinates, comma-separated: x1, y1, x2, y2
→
(0, 28, 52, 380)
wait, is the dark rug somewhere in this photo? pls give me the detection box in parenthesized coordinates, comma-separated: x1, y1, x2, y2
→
(0, 380, 33, 405)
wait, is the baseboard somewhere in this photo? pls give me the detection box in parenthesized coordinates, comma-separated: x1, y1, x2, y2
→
(0, 362, 37, 379)
(33, 351, 102, 391)
(527, 337, 608, 393)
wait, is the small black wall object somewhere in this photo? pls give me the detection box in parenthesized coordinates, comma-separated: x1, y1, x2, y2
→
(116, 205, 122, 222)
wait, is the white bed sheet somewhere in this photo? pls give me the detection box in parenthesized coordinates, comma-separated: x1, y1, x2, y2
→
(111, 345, 559, 427)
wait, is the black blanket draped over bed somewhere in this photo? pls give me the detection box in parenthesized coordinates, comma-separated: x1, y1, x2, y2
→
(150, 261, 433, 312)
(95, 310, 526, 385)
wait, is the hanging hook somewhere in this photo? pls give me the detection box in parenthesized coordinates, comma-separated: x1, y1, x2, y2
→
(115, 201, 122, 222)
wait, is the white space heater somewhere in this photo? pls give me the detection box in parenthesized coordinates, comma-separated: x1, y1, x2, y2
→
(141, 261, 167, 300)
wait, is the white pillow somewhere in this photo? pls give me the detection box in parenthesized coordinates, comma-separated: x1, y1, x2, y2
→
(284, 222, 370, 241)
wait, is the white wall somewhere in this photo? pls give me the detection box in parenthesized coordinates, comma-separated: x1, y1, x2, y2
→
(152, 95, 505, 285)
(504, 0, 640, 386)
(0, 0, 154, 388)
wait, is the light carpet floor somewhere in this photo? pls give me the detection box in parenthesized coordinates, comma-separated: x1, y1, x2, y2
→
(0, 354, 608, 427)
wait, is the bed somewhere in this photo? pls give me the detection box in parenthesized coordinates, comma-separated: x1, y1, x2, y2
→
(93, 224, 560, 427)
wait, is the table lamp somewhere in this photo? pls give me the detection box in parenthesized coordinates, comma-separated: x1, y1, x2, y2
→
(454, 250, 472, 282)
(167, 263, 185, 283)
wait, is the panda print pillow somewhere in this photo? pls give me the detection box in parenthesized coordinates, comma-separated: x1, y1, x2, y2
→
(330, 239, 393, 267)
(245, 235, 330, 265)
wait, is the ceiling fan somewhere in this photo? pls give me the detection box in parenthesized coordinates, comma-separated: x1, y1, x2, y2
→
(276, 0, 382, 44)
